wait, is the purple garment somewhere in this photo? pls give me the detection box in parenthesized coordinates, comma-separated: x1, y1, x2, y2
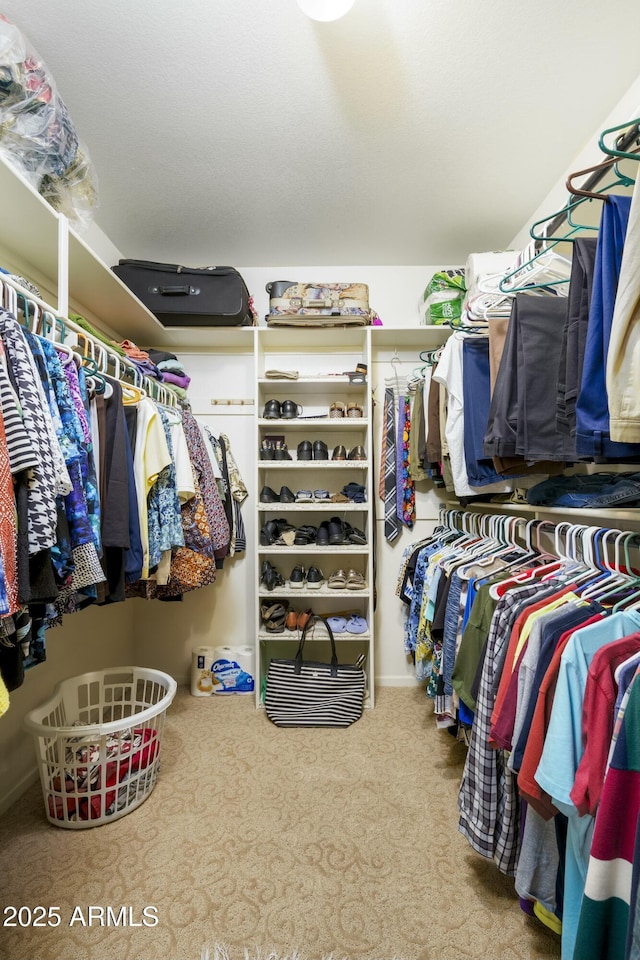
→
(396, 393, 404, 522)
(130, 358, 161, 380)
(161, 370, 191, 389)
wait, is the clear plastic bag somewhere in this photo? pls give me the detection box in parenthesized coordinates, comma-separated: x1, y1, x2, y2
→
(0, 15, 98, 229)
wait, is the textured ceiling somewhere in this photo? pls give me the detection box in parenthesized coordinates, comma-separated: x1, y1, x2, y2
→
(2, 0, 640, 266)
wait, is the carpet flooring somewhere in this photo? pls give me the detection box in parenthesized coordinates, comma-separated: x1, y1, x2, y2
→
(0, 686, 561, 960)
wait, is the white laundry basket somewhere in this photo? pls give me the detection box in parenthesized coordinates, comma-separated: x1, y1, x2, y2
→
(24, 666, 177, 829)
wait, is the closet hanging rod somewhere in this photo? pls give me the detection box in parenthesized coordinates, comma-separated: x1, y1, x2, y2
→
(545, 121, 640, 237)
(0, 273, 179, 409)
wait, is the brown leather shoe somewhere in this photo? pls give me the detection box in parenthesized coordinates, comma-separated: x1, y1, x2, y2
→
(348, 445, 367, 461)
(285, 610, 299, 631)
(332, 444, 347, 461)
(297, 609, 313, 631)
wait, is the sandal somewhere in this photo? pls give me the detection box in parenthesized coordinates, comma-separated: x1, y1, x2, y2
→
(345, 615, 368, 634)
(346, 402, 363, 418)
(329, 401, 346, 418)
(346, 569, 367, 590)
(328, 569, 347, 590)
(260, 601, 289, 633)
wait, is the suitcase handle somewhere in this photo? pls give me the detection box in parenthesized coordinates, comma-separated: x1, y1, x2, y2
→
(157, 284, 195, 296)
(301, 297, 336, 308)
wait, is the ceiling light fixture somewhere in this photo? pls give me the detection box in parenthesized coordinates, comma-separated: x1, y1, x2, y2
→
(296, 0, 356, 22)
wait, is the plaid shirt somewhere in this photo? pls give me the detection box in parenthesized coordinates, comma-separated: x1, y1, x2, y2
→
(457, 581, 556, 876)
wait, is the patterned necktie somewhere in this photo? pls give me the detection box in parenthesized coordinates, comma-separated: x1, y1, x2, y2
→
(382, 388, 400, 542)
(400, 393, 415, 529)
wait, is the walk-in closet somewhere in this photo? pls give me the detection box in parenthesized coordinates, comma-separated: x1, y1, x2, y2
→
(1, 3, 640, 960)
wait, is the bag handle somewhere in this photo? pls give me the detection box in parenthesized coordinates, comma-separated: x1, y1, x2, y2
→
(294, 615, 338, 676)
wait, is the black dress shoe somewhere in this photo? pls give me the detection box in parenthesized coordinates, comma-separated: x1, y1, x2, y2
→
(263, 399, 282, 419)
(297, 440, 313, 461)
(260, 485, 280, 503)
(281, 400, 300, 419)
(279, 485, 296, 503)
(329, 520, 346, 545)
(313, 440, 329, 460)
(316, 523, 330, 546)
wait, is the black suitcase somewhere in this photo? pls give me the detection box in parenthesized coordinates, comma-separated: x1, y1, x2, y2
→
(112, 260, 254, 327)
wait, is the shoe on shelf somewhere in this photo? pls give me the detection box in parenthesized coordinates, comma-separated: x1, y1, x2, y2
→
(306, 566, 325, 589)
(260, 601, 289, 633)
(316, 522, 330, 547)
(285, 609, 299, 631)
(279, 485, 296, 503)
(348, 445, 367, 461)
(346, 402, 363, 418)
(297, 439, 313, 461)
(294, 525, 318, 545)
(263, 399, 282, 419)
(297, 609, 313, 630)
(327, 569, 347, 589)
(313, 489, 330, 501)
(313, 440, 329, 460)
(260, 440, 275, 460)
(330, 491, 349, 502)
(329, 401, 346, 418)
(346, 569, 367, 590)
(273, 441, 292, 460)
(295, 489, 313, 503)
(265, 369, 299, 380)
(326, 615, 348, 633)
(281, 399, 302, 419)
(328, 520, 346, 545)
(332, 444, 347, 461)
(288, 565, 306, 589)
(345, 615, 368, 634)
(345, 524, 367, 545)
(260, 485, 280, 503)
(260, 560, 284, 591)
(260, 520, 280, 545)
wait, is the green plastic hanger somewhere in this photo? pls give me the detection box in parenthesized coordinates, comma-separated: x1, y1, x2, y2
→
(598, 117, 640, 162)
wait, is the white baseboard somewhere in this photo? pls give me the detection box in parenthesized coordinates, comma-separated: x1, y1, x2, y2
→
(375, 675, 422, 687)
(0, 767, 39, 817)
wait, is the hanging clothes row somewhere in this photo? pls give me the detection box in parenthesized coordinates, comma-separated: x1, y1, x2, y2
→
(397, 508, 640, 960)
(0, 277, 247, 713)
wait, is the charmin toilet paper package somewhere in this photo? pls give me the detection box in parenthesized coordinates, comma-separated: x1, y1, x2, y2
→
(211, 646, 255, 695)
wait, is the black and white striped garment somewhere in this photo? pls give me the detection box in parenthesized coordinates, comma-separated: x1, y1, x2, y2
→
(0, 310, 70, 553)
(0, 346, 38, 475)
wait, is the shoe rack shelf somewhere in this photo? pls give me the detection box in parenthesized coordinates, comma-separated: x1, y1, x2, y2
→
(258, 503, 365, 512)
(257, 631, 371, 643)
(257, 462, 367, 469)
(254, 327, 375, 709)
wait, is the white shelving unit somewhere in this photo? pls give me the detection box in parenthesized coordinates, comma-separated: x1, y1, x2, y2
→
(254, 327, 375, 707)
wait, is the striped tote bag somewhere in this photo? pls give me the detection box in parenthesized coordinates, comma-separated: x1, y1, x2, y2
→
(265, 616, 366, 727)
